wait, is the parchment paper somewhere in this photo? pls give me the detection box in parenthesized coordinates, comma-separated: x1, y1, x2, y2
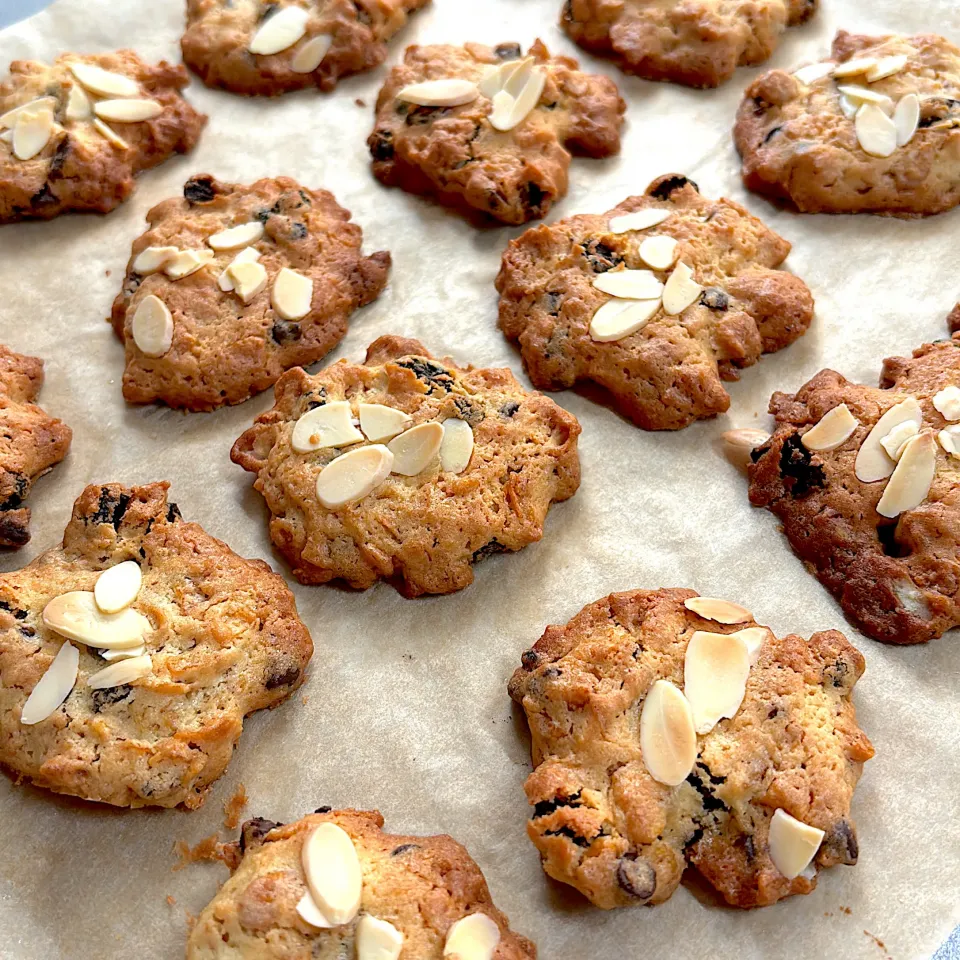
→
(0, 1, 958, 957)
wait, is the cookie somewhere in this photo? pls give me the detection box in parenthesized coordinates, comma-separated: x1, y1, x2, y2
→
(0, 346, 72, 548)
(736, 31, 960, 215)
(182, 0, 430, 97)
(561, 0, 816, 88)
(509, 588, 874, 909)
(231, 335, 581, 596)
(0, 51, 205, 223)
(109, 175, 390, 411)
(496, 174, 813, 430)
(0, 482, 312, 808)
(740, 332, 960, 645)
(367, 40, 624, 225)
(188, 808, 536, 958)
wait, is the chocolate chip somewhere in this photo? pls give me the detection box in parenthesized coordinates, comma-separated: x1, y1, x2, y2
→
(0, 474, 27, 511)
(271, 320, 302, 345)
(494, 43, 522, 61)
(91, 685, 133, 713)
(166, 502, 182, 523)
(750, 444, 770, 464)
(700, 287, 729, 311)
(779, 433, 826, 497)
(877, 522, 908, 558)
(265, 663, 301, 690)
(472, 538, 505, 562)
(183, 176, 216, 205)
(396, 357, 454, 393)
(532, 790, 582, 818)
(685, 769, 727, 812)
(821, 819, 859, 865)
(544, 826, 590, 847)
(239, 817, 283, 854)
(369, 129, 394, 161)
(580, 239, 623, 273)
(499, 401, 520, 418)
(520, 649, 540, 669)
(390, 843, 420, 856)
(616, 855, 656, 900)
(0, 599, 28, 620)
(647, 175, 698, 200)
(90, 488, 131, 530)
(305, 388, 328, 410)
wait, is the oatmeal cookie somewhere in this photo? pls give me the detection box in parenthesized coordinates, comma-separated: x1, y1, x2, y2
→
(497, 174, 813, 430)
(745, 332, 960, 645)
(182, 0, 430, 97)
(561, 0, 816, 88)
(509, 588, 874, 909)
(0, 346, 72, 548)
(0, 51, 205, 223)
(110, 174, 390, 411)
(187, 808, 536, 958)
(736, 31, 960, 215)
(367, 40, 624, 225)
(0, 482, 312, 808)
(231, 335, 581, 596)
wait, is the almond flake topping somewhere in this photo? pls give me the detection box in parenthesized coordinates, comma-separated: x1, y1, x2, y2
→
(132, 295, 174, 358)
(226, 260, 268, 303)
(396, 78, 480, 107)
(65, 84, 91, 121)
(855, 103, 897, 157)
(292, 401, 364, 453)
(662, 261, 702, 316)
(358, 403, 412, 443)
(938, 425, 960, 458)
(721, 428, 770, 473)
(0, 130, 10, 144)
(593, 269, 663, 300)
(98, 643, 147, 662)
(249, 5, 309, 55)
(301, 823, 363, 927)
(731, 626, 768, 665)
(291, 34, 333, 73)
(793, 62, 835, 85)
(639, 235, 678, 271)
(684, 630, 752, 734)
(832, 57, 877, 79)
(639, 679, 697, 786)
(356, 915, 404, 960)
(768, 809, 824, 880)
(880, 420, 919, 461)
(876, 431, 937, 519)
(865, 54, 908, 82)
(316, 445, 393, 509)
(133, 246, 180, 274)
(439, 418, 474, 474)
(218, 247, 262, 291)
(13, 107, 54, 161)
(855, 398, 922, 482)
(838, 84, 893, 108)
(164, 248, 215, 279)
(207, 221, 265, 251)
(608, 208, 671, 234)
(20, 641, 79, 726)
(443, 913, 500, 960)
(838, 94, 859, 119)
(297, 890, 333, 928)
(69, 62, 139, 97)
(94, 560, 142, 614)
(684, 596, 752, 624)
(479, 57, 530, 98)
(87, 653, 152, 690)
(388, 421, 444, 476)
(932, 385, 960, 421)
(0, 96, 57, 128)
(272, 267, 313, 320)
(894, 93, 920, 147)
(92, 118, 128, 149)
(93, 98, 163, 122)
(482, 57, 547, 132)
(589, 298, 659, 343)
(801, 403, 858, 452)
(42, 591, 150, 650)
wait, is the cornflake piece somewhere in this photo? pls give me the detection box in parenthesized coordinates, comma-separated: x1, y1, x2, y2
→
(356, 915, 404, 960)
(20, 641, 79, 725)
(639, 679, 696, 786)
(302, 823, 363, 927)
(865, 54, 908, 82)
(316, 445, 393, 508)
(592, 269, 663, 300)
(388, 421, 444, 476)
(832, 57, 877, 79)
(87, 653, 152, 690)
(0, 96, 57, 128)
(133, 246, 180, 274)
(589, 298, 659, 343)
(42, 591, 150, 649)
(207, 221, 265, 251)
(683, 596, 752, 624)
(69, 61, 139, 97)
(396, 78, 479, 107)
(65, 84, 91, 121)
(855, 103, 897, 158)
(93, 118, 128, 149)
(639, 235, 678, 271)
(443, 913, 500, 960)
(793, 62, 835, 85)
(768, 809, 824, 880)
(662, 261, 702, 316)
(272, 267, 313, 320)
(164, 248, 215, 279)
(938, 425, 960, 458)
(292, 401, 364, 453)
(876, 431, 937, 518)
(132, 295, 174, 357)
(801, 403, 858, 452)
(291, 34, 333, 73)
(721, 428, 770, 473)
(94, 560, 142, 614)
(94, 98, 163, 122)
(608, 208, 671, 234)
(13, 107, 54, 161)
(894, 94, 920, 147)
(358, 403, 412, 442)
(225, 260, 267, 303)
(933, 385, 960, 421)
(439, 418, 474, 473)
(218, 247, 261, 292)
(684, 630, 751, 734)
(249, 5, 309, 55)
(855, 397, 922, 482)
(880, 420, 919, 461)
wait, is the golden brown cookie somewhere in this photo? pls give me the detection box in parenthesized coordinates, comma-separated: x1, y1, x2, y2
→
(367, 40, 625, 225)
(561, 0, 817, 88)
(509, 588, 874, 909)
(0, 482, 312, 809)
(187, 809, 536, 958)
(0, 51, 205, 223)
(231, 335, 581, 596)
(182, 0, 430, 96)
(497, 174, 814, 430)
(109, 174, 390, 411)
(736, 30, 960, 215)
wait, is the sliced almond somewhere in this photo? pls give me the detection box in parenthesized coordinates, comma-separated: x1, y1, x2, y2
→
(731, 626, 768, 665)
(87, 653, 152, 690)
(69, 61, 139, 97)
(768, 809, 824, 880)
(721, 428, 770, 473)
(932, 385, 960, 421)
(639, 679, 697, 786)
(207, 221, 265, 251)
(249, 5, 309, 55)
(662, 261, 702, 316)
(133, 246, 180, 274)
(358, 403, 412, 443)
(894, 93, 920, 147)
(132, 295, 174, 358)
(356, 915, 404, 960)
(272, 267, 313, 320)
(164, 248, 215, 280)
(876, 431, 937, 518)
(488, 89, 514, 130)
(0, 129, 12, 144)
(638, 236, 678, 271)
(684, 597, 752, 625)
(291, 34, 333, 73)
(388, 421, 444, 476)
(439, 418, 474, 474)
(316, 445, 393, 509)
(855, 398, 923, 482)
(855, 103, 897, 157)
(94, 560, 142, 614)
(444, 913, 500, 960)
(94, 98, 163, 122)
(92, 118, 128, 149)
(801, 403, 858, 452)
(838, 84, 893, 108)
(98, 643, 147, 662)
(865, 54, 908, 82)
(302, 823, 362, 927)
(589, 298, 659, 343)
(397, 78, 479, 107)
(20, 641, 79, 725)
(478, 56, 532, 98)
(0, 96, 58, 129)
(296, 890, 333, 928)
(292, 401, 364, 453)
(793, 62, 835, 85)
(832, 57, 877, 79)
(490, 67, 546, 131)
(937, 424, 960, 458)
(608, 208, 671, 234)
(42, 591, 150, 650)
(218, 247, 262, 292)
(226, 260, 268, 303)
(684, 630, 751, 734)
(838, 94, 859, 119)
(592, 269, 663, 300)
(880, 419, 919, 461)
(65, 84, 91, 121)
(13, 107, 54, 161)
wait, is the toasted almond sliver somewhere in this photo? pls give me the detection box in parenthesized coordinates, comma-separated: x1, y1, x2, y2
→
(478, 56, 532, 98)
(94, 560, 142, 614)
(876, 431, 937, 519)
(855, 397, 923, 482)
(292, 401, 364, 453)
(218, 247, 262, 292)
(164, 248, 215, 279)
(662, 261, 702, 316)
(801, 403, 859, 452)
(249, 5, 309, 55)
(388, 421, 444, 476)
(838, 94, 859, 119)
(589, 298, 659, 343)
(684, 630, 751, 734)
(0, 96, 58, 129)
(88, 653, 152, 690)
(439, 418, 474, 474)
(69, 61, 139, 97)
(358, 403, 412, 443)
(865, 54, 908, 82)
(0, 130, 10, 144)
(855, 103, 898, 157)
(731, 626, 769, 665)
(638, 235, 678, 271)
(488, 89, 515, 130)
(92, 118, 128, 149)
(65, 84, 91, 121)
(832, 57, 877, 79)
(272, 267, 313, 320)
(98, 643, 147, 662)
(132, 295, 174, 357)
(721, 428, 770, 473)
(490, 67, 546, 131)
(42, 591, 150, 650)
(793, 61, 835, 85)
(397, 77, 480, 107)
(13, 108, 54, 161)
(94, 98, 163, 122)
(894, 93, 920, 147)
(880, 419, 919, 461)
(20, 641, 79, 725)
(302, 823, 362, 927)
(444, 913, 500, 960)
(639, 679, 696, 786)
(937, 425, 960, 458)
(838, 84, 893, 107)
(133, 246, 180, 274)
(291, 34, 333, 73)
(356, 915, 404, 960)
(768, 809, 824, 880)
(207, 220, 265, 251)
(316, 445, 393, 508)
(932, 385, 960, 421)
(608, 208, 671, 234)
(226, 260, 268, 303)
(684, 597, 752, 625)
(592, 269, 663, 300)
(296, 891, 333, 928)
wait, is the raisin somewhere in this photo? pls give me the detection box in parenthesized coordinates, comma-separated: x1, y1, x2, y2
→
(752, 95, 770, 116)
(183, 175, 216, 204)
(255, 199, 283, 223)
(265, 663, 301, 689)
(370, 130, 394, 161)
(0, 475, 27, 511)
(822, 658, 851, 690)
(561, 0, 574, 21)
(494, 42, 522, 61)
(877, 523, 907, 557)
(472, 538, 505, 562)
(616, 855, 656, 900)
(389, 843, 419, 857)
(396, 358, 454, 393)
(91, 685, 133, 713)
(544, 826, 590, 848)
(543, 291, 563, 316)
(298, 190, 312, 206)
(821, 819, 859, 865)
(47, 136, 70, 178)
(499, 401, 520, 418)
(271, 320, 302, 345)
(520, 181, 547, 214)
(314, 806, 331, 813)
(405, 105, 451, 126)
(31, 183, 58, 208)
(290, 222, 307, 240)
(744, 834, 757, 861)
(779, 433, 826, 497)
(700, 287, 729, 311)
(520, 649, 540, 669)
(580, 239, 623, 273)
(685, 770, 727, 813)
(258, 2, 277, 21)
(763, 125, 783, 144)
(750, 444, 769, 464)
(90, 488, 130, 529)
(0, 599, 28, 620)
(166, 501, 182, 523)
(305, 388, 328, 410)
(239, 817, 282, 854)
(647, 175, 698, 200)
(532, 791, 582, 818)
